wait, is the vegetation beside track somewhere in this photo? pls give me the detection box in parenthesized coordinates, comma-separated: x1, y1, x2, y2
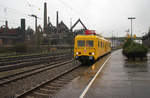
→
(122, 38, 148, 60)
(0, 45, 73, 59)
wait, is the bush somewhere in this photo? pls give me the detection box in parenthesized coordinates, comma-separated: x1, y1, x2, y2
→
(123, 38, 132, 49)
(123, 38, 148, 60)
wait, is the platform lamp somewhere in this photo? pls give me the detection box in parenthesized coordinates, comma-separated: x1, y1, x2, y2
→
(128, 17, 136, 38)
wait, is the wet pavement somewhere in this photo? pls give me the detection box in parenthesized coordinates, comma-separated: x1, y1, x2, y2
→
(54, 49, 150, 98)
(85, 49, 150, 98)
(53, 53, 111, 98)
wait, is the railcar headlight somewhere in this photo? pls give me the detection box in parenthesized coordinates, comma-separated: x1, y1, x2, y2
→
(92, 52, 95, 55)
(76, 52, 79, 55)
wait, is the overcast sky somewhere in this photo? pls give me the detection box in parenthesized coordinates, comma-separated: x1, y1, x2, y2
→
(0, 0, 150, 37)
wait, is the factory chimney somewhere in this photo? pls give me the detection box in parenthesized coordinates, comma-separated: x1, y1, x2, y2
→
(56, 11, 59, 29)
(44, 2, 47, 33)
(48, 16, 50, 24)
(21, 18, 25, 41)
(5, 20, 8, 29)
(21, 19, 25, 31)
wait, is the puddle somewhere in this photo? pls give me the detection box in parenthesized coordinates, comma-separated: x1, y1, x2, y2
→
(123, 55, 149, 73)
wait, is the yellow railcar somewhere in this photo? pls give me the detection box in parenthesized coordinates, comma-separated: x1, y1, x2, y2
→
(74, 35, 111, 63)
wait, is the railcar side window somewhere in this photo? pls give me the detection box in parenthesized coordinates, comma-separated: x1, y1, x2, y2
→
(77, 40, 85, 47)
(86, 40, 93, 47)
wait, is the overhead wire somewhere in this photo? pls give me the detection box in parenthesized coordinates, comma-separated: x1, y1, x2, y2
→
(0, 4, 28, 16)
(0, 4, 28, 27)
(1, 0, 85, 28)
(56, 0, 88, 30)
(0, 1, 41, 29)
(0, 20, 5, 22)
(24, 0, 42, 19)
(25, 0, 84, 21)
(56, 0, 85, 19)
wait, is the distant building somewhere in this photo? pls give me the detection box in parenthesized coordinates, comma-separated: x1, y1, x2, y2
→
(0, 27, 25, 46)
(0, 19, 26, 46)
(43, 20, 73, 45)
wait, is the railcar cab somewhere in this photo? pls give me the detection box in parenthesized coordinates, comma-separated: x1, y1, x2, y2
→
(74, 30, 97, 63)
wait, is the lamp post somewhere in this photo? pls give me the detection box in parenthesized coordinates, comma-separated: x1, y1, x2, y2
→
(29, 14, 40, 33)
(128, 17, 136, 37)
(29, 14, 40, 47)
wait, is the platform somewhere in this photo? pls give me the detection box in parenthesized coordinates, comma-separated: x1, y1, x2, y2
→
(54, 49, 150, 98)
(85, 49, 150, 98)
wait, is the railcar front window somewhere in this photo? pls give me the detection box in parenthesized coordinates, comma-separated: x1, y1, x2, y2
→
(86, 40, 93, 47)
(77, 40, 85, 47)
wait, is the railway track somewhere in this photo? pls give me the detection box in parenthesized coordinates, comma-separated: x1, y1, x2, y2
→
(15, 60, 81, 98)
(21, 63, 83, 98)
(0, 54, 71, 72)
(0, 57, 79, 98)
(0, 52, 71, 66)
(0, 55, 72, 85)
(0, 53, 51, 62)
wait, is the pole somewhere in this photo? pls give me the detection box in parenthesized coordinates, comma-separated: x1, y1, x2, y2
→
(44, 2, 47, 33)
(35, 17, 37, 33)
(70, 18, 72, 30)
(56, 11, 59, 33)
(128, 17, 135, 38)
(112, 33, 113, 49)
(29, 14, 40, 48)
(131, 19, 132, 37)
